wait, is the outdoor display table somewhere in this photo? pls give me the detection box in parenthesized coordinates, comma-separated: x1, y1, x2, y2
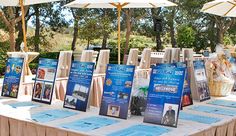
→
(0, 95, 236, 136)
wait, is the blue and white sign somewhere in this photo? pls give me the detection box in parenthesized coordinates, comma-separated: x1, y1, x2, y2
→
(99, 64, 135, 119)
(1, 57, 24, 98)
(193, 60, 210, 102)
(63, 61, 95, 111)
(143, 66, 186, 127)
(32, 58, 58, 104)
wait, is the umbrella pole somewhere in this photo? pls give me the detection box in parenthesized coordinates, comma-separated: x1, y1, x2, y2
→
(117, 7, 121, 65)
(19, 0, 28, 52)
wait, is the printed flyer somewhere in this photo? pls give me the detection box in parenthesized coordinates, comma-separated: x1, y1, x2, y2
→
(176, 62, 193, 107)
(193, 60, 210, 101)
(63, 61, 95, 111)
(99, 64, 135, 119)
(32, 58, 58, 104)
(1, 57, 24, 98)
(143, 66, 185, 127)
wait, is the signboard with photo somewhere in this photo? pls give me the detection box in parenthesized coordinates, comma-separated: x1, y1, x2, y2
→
(193, 60, 210, 102)
(99, 64, 135, 119)
(143, 66, 185, 127)
(176, 62, 193, 107)
(1, 57, 24, 98)
(32, 58, 58, 104)
(63, 61, 95, 111)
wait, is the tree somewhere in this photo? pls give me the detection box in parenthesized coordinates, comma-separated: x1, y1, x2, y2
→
(0, 7, 28, 51)
(177, 25, 196, 48)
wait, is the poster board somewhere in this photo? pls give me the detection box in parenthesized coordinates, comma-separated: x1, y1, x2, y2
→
(32, 58, 58, 104)
(99, 64, 135, 119)
(143, 66, 185, 127)
(63, 61, 95, 111)
(1, 57, 24, 98)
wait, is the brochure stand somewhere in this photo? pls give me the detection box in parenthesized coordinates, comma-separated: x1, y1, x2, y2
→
(139, 48, 151, 69)
(95, 50, 110, 74)
(127, 48, 139, 66)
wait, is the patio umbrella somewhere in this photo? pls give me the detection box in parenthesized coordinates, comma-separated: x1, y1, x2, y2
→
(65, 0, 177, 64)
(0, 0, 61, 51)
(201, 0, 236, 17)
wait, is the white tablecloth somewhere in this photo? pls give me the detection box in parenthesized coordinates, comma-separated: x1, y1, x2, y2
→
(0, 95, 236, 136)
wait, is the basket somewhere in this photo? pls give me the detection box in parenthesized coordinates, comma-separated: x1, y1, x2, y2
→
(206, 61, 234, 97)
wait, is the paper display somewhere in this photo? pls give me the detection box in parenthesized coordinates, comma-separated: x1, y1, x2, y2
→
(99, 64, 135, 119)
(208, 100, 236, 108)
(143, 66, 186, 127)
(193, 60, 210, 101)
(1, 57, 24, 98)
(179, 112, 221, 124)
(189, 105, 236, 116)
(9, 102, 41, 109)
(107, 124, 170, 136)
(30, 109, 77, 123)
(176, 62, 193, 107)
(32, 58, 58, 104)
(59, 116, 119, 132)
(64, 61, 95, 111)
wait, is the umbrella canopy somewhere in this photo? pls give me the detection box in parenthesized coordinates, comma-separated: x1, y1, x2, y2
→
(201, 0, 236, 17)
(65, 0, 177, 8)
(0, 0, 61, 52)
(65, 0, 177, 64)
(0, 0, 61, 6)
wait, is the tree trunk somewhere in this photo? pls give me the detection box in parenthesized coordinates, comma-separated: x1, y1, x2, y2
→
(9, 22, 16, 52)
(217, 28, 224, 44)
(16, 21, 23, 51)
(170, 9, 176, 48)
(87, 39, 90, 50)
(151, 8, 162, 51)
(72, 19, 79, 51)
(34, 6, 40, 52)
(123, 9, 132, 64)
(102, 34, 108, 49)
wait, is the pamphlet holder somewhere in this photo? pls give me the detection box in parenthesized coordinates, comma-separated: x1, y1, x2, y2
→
(127, 48, 139, 66)
(95, 50, 110, 74)
(139, 48, 151, 69)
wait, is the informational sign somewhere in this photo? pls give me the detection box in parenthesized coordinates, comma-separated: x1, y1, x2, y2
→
(176, 62, 193, 107)
(193, 60, 210, 102)
(1, 57, 24, 98)
(32, 58, 58, 104)
(63, 61, 95, 111)
(143, 66, 185, 127)
(99, 64, 135, 119)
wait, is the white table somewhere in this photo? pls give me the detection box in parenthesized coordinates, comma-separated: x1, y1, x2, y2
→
(0, 95, 236, 136)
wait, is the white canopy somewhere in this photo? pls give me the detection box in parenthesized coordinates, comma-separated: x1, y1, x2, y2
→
(201, 0, 236, 17)
(0, 0, 61, 6)
(65, 0, 177, 8)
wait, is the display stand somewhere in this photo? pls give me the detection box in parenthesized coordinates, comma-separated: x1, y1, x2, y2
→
(95, 50, 110, 74)
(162, 48, 180, 63)
(139, 48, 151, 69)
(80, 50, 94, 62)
(56, 51, 73, 78)
(127, 48, 139, 66)
(183, 48, 198, 101)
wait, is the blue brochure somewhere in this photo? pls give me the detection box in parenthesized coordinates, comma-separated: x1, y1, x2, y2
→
(107, 124, 170, 136)
(59, 116, 119, 132)
(9, 102, 41, 109)
(193, 60, 210, 102)
(99, 64, 135, 119)
(208, 100, 236, 108)
(190, 105, 236, 116)
(64, 61, 94, 112)
(176, 62, 193, 107)
(179, 112, 221, 124)
(30, 109, 77, 123)
(32, 58, 58, 104)
(143, 66, 186, 127)
(1, 57, 24, 98)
